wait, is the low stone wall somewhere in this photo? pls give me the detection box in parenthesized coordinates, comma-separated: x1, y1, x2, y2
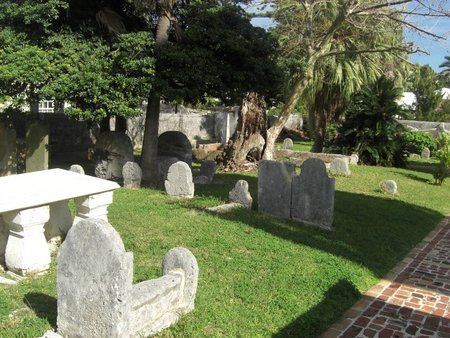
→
(275, 149, 350, 167)
(397, 120, 450, 132)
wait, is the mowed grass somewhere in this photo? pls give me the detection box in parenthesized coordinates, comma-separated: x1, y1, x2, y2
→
(276, 140, 313, 152)
(1, 164, 449, 337)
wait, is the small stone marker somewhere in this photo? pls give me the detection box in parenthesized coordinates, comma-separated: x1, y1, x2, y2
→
(258, 160, 296, 218)
(122, 161, 142, 189)
(0, 123, 17, 176)
(283, 138, 294, 150)
(26, 121, 49, 172)
(69, 164, 85, 175)
(380, 180, 398, 195)
(349, 154, 359, 165)
(329, 158, 351, 176)
(199, 160, 216, 183)
(165, 161, 194, 198)
(291, 158, 335, 229)
(421, 147, 430, 159)
(229, 180, 253, 209)
(57, 219, 199, 338)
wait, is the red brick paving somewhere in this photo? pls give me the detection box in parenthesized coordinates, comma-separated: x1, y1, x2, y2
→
(320, 217, 450, 338)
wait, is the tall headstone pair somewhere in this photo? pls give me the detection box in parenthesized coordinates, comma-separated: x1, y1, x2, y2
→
(258, 159, 334, 229)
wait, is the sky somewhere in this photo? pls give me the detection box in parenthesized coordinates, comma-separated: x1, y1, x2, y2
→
(246, 1, 450, 72)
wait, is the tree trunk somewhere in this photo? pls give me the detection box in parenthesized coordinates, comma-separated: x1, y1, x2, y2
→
(310, 109, 326, 153)
(140, 11, 172, 187)
(218, 92, 267, 170)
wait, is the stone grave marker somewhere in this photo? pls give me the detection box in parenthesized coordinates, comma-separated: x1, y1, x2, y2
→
(26, 121, 49, 172)
(165, 161, 194, 198)
(329, 158, 351, 176)
(380, 180, 398, 195)
(199, 160, 216, 183)
(291, 158, 335, 229)
(283, 138, 294, 150)
(93, 131, 133, 181)
(69, 164, 85, 175)
(349, 153, 359, 165)
(421, 147, 430, 159)
(0, 123, 17, 176)
(229, 180, 253, 209)
(258, 160, 296, 218)
(122, 161, 142, 189)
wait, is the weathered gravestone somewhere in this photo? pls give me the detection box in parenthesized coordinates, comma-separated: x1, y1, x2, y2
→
(349, 153, 359, 165)
(69, 164, 85, 175)
(0, 123, 17, 176)
(380, 180, 398, 195)
(329, 158, 351, 176)
(93, 131, 134, 181)
(122, 161, 142, 189)
(229, 180, 253, 209)
(26, 121, 49, 172)
(258, 160, 296, 218)
(291, 158, 335, 229)
(57, 218, 199, 338)
(165, 161, 194, 198)
(421, 147, 430, 159)
(283, 138, 294, 150)
(199, 160, 216, 183)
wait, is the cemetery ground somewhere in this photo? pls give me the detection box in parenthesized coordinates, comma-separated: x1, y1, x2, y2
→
(1, 163, 449, 337)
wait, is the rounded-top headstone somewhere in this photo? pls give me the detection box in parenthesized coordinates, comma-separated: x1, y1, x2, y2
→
(69, 164, 85, 175)
(421, 147, 430, 159)
(329, 158, 351, 176)
(164, 161, 194, 198)
(283, 138, 294, 150)
(380, 180, 398, 195)
(122, 161, 142, 189)
(229, 180, 253, 209)
(93, 131, 134, 181)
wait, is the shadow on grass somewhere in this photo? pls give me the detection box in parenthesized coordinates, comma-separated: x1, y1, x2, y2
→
(391, 170, 433, 184)
(189, 172, 443, 278)
(24, 292, 57, 327)
(273, 280, 360, 338)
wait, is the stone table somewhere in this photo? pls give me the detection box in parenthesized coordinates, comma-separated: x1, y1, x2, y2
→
(0, 169, 119, 276)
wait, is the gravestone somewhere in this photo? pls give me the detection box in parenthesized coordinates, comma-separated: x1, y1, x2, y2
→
(158, 131, 192, 167)
(57, 219, 133, 338)
(0, 123, 17, 176)
(69, 164, 85, 175)
(199, 160, 216, 183)
(329, 158, 351, 176)
(93, 131, 134, 181)
(229, 180, 253, 209)
(26, 121, 49, 172)
(258, 160, 296, 218)
(291, 158, 335, 229)
(349, 154, 359, 165)
(283, 138, 294, 150)
(165, 161, 194, 198)
(158, 156, 179, 184)
(57, 218, 199, 338)
(421, 147, 430, 159)
(122, 162, 142, 189)
(380, 180, 397, 195)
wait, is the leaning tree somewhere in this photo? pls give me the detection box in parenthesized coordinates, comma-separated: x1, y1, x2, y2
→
(259, 0, 450, 159)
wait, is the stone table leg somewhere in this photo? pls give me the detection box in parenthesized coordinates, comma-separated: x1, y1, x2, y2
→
(3, 206, 51, 276)
(45, 200, 73, 252)
(73, 191, 113, 226)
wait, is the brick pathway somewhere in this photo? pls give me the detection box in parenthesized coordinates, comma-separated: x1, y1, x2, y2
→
(320, 217, 450, 338)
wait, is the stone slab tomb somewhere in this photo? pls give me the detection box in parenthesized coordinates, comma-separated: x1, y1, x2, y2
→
(57, 218, 198, 338)
(291, 158, 335, 229)
(258, 160, 296, 218)
(164, 161, 194, 198)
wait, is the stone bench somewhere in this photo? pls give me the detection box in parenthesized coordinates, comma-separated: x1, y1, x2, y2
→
(0, 169, 119, 276)
(57, 218, 199, 338)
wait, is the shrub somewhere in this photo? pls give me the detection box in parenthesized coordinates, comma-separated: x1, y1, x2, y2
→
(330, 76, 406, 166)
(401, 131, 435, 155)
(433, 133, 450, 185)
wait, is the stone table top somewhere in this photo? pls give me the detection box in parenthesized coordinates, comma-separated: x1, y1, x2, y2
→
(0, 169, 120, 213)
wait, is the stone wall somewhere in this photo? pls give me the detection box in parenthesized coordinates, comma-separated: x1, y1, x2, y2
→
(275, 149, 350, 166)
(397, 120, 450, 132)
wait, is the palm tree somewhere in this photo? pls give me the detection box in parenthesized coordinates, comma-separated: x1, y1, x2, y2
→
(439, 56, 450, 86)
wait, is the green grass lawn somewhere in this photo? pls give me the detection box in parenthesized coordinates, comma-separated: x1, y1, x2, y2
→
(276, 140, 313, 152)
(1, 164, 449, 337)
